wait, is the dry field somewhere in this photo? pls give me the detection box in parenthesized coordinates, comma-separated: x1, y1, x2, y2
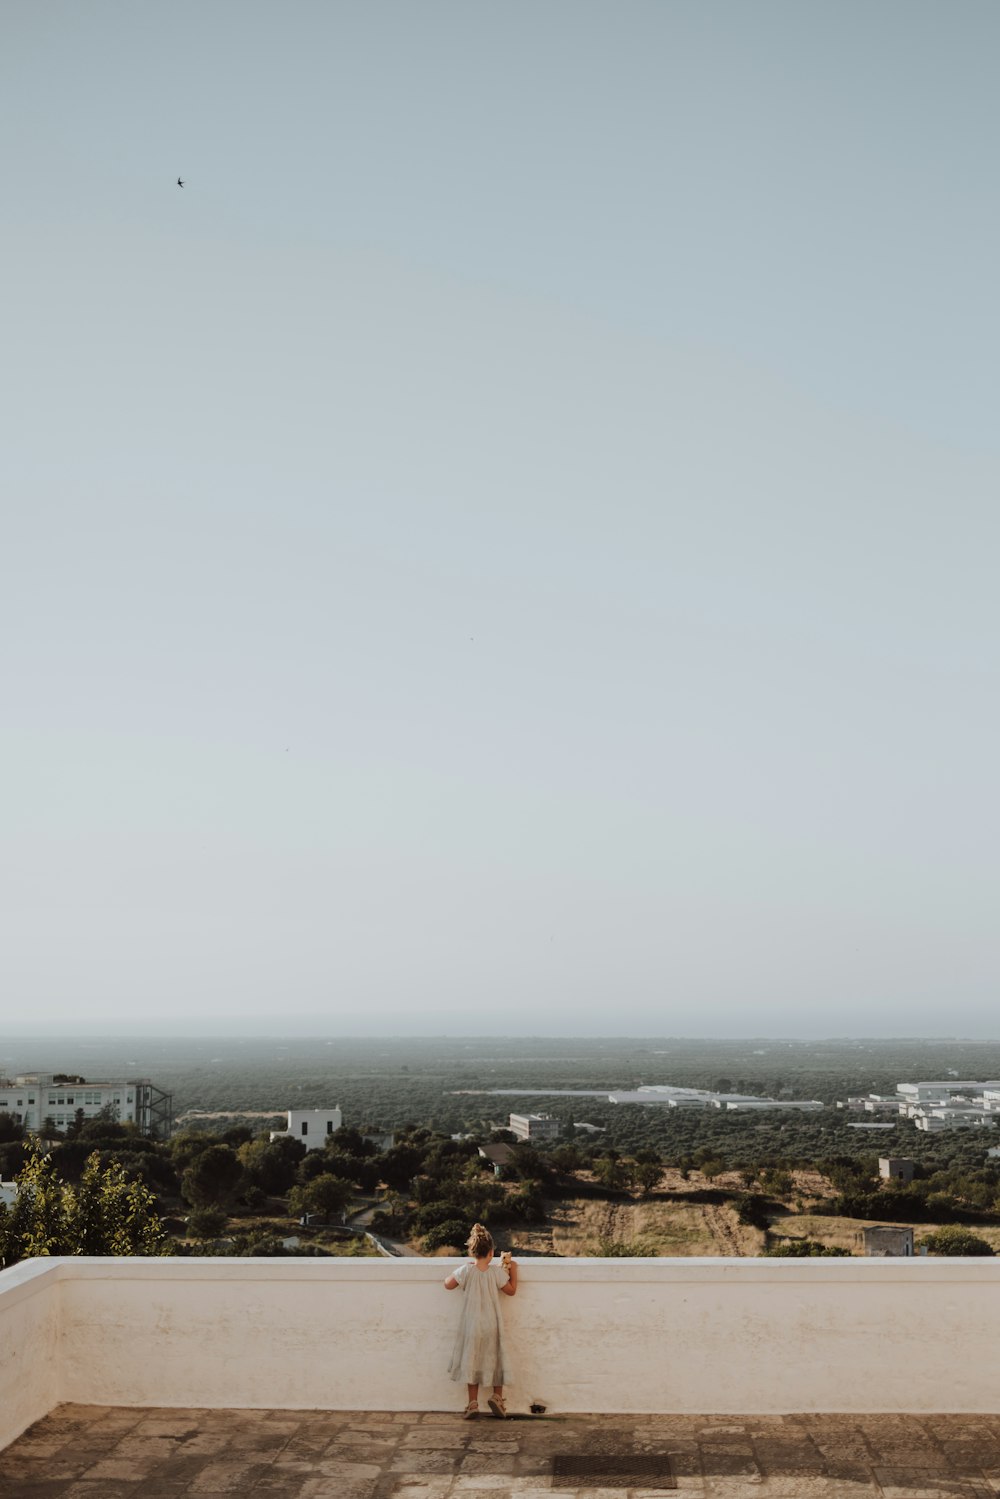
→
(493, 1166, 1000, 1258)
(507, 1166, 772, 1257)
(768, 1211, 1000, 1255)
(509, 1195, 765, 1256)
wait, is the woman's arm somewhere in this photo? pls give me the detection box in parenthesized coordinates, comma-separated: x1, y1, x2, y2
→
(500, 1259, 518, 1297)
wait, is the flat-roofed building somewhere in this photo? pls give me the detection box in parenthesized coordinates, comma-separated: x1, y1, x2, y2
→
(898, 1081, 1000, 1101)
(270, 1107, 342, 1150)
(861, 1225, 915, 1256)
(878, 1157, 915, 1183)
(914, 1106, 995, 1132)
(478, 1143, 515, 1176)
(508, 1113, 560, 1143)
(0, 1074, 172, 1139)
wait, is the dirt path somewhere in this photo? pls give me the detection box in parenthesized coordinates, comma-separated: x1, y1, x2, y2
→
(597, 1201, 626, 1243)
(700, 1200, 750, 1256)
(175, 1110, 283, 1122)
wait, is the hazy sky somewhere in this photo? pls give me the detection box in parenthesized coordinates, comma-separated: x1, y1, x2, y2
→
(3, 2, 999, 1038)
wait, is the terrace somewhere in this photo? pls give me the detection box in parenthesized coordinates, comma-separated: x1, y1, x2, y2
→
(3, 1256, 999, 1497)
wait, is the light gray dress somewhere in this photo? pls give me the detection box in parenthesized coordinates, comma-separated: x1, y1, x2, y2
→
(447, 1260, 512, 1387)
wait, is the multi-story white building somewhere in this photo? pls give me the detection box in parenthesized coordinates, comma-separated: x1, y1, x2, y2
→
(509, 1113, 560, 1143)
(836, 1081, 1000, 1133)
(914, 1106, 995, 1132)
(0, 1074, 173, 1139)
(898, 1081, 1000, 1104)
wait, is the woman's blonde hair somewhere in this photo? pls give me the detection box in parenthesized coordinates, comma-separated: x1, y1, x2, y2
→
(467, 1222, 494, 1258)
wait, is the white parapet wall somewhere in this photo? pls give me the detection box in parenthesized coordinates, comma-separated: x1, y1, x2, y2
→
(3, 1254, 1000, 1448)
(0, 1258, 64, 1450)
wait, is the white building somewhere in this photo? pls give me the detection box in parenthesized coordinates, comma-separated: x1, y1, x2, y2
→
(717, 1096, 823, 1113)
(898, 1081, 1000, 1104)
(508, 1113, 560, 1143)
(0, 1074, 172, 1138)
(270, 1107, 342, 1150)
(878, 1157, 915, 1183)
(914, 1107, 995, 1132)
(837, 1095, 905, 1114)
(0, 1181, 16, 1209)
(608, 1086, 822, 1111)
(836, 1081, 1000, 1132)
(861, 1225, 915, 1257)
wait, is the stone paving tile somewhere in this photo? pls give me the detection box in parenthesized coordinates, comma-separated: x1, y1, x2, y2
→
(10, 1405, 1000, 1497)
(874, 1475, 995, 1499)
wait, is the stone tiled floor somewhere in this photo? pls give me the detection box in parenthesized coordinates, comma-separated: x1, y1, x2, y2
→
(3, 1406, 1000, 1499)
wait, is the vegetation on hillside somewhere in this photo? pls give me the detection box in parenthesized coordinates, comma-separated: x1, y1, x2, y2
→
(2, 1038, 1000, 1264)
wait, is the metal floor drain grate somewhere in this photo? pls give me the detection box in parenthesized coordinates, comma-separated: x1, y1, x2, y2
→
(552, 1453, 676, 1489)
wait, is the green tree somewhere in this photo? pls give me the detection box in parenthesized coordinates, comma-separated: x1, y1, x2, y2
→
(377, 1144, 423, 1193)
(550, 1144, 584, 1173)
(323, 1149, 379, 1193)
(918, 1225, 995, 1257)
(595, 1151, 634, 1192)
(169, 1129, 217, 1173)
(0, 1142, 167, 1266)
(288, 1174, 354, 1221)
(181, 1145, 245, 1210)
(633, 1161, 663, 1196)
(65, 1153, 168, 1256)
(238, 1136, 304, 1196)
(760, 1168, 793, 1198)
(1, 1142, 67, 1259)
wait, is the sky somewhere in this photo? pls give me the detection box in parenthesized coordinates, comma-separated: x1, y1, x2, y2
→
(2, 2, 999, 1039)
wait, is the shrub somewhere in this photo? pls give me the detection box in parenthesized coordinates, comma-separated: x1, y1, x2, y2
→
(918, 1226, 995, 1257)
(187, 1207, 228, 1239)
(596, 1237, 657, 1257)
(764, 1239, 851, 1257)
(423, 1219, 469, 1253)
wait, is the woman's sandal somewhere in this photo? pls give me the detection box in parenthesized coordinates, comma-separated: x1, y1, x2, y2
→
(462, 1401, 479, 1420)
(487, 1395, 507, 1420)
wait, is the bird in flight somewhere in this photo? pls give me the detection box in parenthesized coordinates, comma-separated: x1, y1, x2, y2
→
(176, 176, 185, 187)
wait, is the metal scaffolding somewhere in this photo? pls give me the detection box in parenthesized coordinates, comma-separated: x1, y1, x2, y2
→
(134, 1080, 174, 1140)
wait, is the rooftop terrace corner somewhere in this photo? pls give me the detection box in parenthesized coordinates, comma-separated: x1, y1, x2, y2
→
(3, 1253, 1000, 1464)
(8, 1403, 1000, 1498)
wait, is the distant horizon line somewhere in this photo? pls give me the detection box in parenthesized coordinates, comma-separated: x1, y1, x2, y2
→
(2, 1030, 999, 1044)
